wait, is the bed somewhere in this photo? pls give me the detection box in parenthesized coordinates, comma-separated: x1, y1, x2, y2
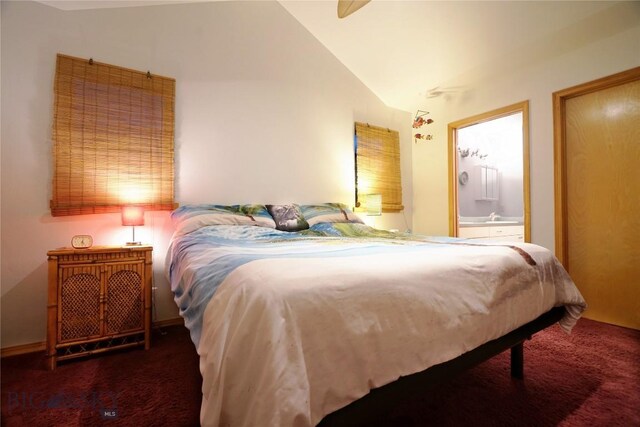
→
(165, 204, 586, 427)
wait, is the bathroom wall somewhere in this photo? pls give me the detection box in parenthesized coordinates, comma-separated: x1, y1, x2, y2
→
(457, 113, 523, 219)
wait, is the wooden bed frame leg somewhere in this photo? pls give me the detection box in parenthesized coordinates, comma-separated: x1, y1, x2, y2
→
(511, 343, 524, 379)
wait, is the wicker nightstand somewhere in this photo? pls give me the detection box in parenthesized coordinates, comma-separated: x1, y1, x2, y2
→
(46, 245, 152, 370)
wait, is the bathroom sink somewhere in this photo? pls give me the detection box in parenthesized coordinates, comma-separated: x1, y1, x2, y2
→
(485, 220, 519, 224)
(459, 220, 522, 226)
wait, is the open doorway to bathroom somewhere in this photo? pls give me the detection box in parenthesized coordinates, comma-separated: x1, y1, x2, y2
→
(447, 101, 530, 242)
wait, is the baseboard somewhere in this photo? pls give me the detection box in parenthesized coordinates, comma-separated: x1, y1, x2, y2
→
(152, 317, 185, 328)
(1, 317, 185, 358)
(1, 341, 46, 358)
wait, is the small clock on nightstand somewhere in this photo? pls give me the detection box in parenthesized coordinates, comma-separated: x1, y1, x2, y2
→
(71, 235, 93, 249)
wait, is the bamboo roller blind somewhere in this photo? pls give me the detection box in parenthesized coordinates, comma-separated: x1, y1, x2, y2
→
(355, 122, 403, 212)
(51, 54, 176, 216)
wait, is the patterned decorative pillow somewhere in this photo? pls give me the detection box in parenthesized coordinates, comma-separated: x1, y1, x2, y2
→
(171, 204, 276, 235)
(266, 204, 309, 232)
(300, 203, 363, 227)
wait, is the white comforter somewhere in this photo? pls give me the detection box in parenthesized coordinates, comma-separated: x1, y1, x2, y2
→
(167, 226, 586, 427)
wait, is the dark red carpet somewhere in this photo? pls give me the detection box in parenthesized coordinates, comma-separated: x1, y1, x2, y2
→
(2, 318, 639, 426)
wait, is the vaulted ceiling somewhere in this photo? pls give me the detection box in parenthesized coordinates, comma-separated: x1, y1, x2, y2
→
(37, 1, 631, 112)
(279, 1, 622, 113)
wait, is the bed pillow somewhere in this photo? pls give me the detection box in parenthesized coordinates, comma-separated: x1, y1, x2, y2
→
(266, 204, 309, 232)
(172, 204, 276, 235)
(300, 203, 363, 227)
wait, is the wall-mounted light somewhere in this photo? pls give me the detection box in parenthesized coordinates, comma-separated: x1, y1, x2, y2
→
(413, 110, 434, 143)
(121, 205, 145, 246)
(364, 194, 382, 216)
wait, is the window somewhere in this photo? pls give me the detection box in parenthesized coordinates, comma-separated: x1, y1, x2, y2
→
(354, 122, 403, 212)
(50, 54, 175, 216)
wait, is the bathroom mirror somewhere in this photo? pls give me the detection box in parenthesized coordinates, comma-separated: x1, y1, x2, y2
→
(476, 165, 499, 201)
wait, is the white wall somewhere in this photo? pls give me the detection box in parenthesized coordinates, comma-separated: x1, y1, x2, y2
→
(0, 1, 412, 348)
(412, 1, 640, 249)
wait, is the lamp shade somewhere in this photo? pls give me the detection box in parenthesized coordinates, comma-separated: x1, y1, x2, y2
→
(365, 194, 382, 216)
(121, 206, 145, 226)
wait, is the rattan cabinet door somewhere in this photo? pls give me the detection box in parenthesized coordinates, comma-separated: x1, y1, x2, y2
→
(104, 261, 145, 334)
(58, 265, 102, 343)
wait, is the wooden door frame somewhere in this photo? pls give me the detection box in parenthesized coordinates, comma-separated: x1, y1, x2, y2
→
(552, 67, 640, 267)
(448, 101, 531, 241)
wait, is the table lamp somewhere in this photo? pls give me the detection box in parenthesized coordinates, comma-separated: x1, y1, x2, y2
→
(121, 205, 145, 245)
